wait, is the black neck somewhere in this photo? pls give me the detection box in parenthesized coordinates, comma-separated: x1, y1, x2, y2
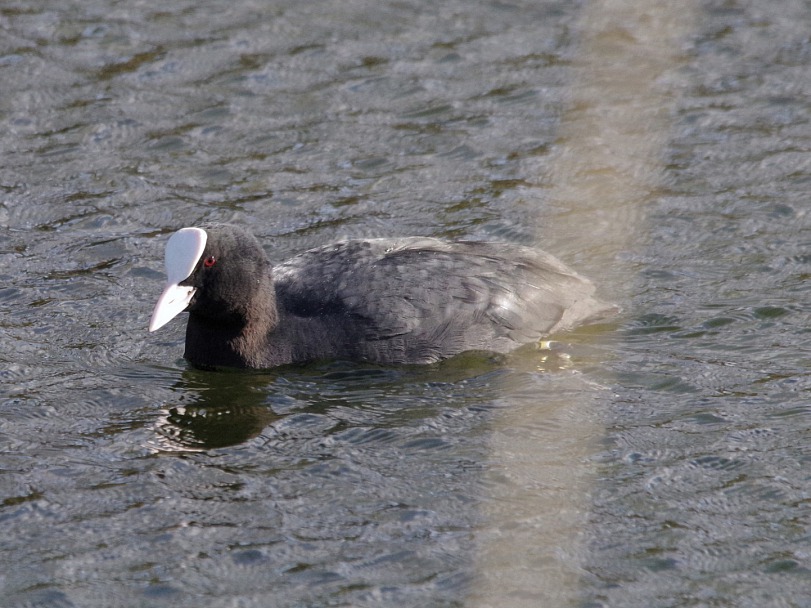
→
(184, 314, 251, 368)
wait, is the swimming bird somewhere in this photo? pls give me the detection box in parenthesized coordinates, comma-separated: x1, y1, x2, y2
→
(149, 223, 614, 369)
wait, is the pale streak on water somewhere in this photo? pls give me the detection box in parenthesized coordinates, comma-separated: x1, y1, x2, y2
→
(470, 2, 698, 604)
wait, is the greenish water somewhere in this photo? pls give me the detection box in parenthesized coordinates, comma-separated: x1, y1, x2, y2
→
(2, 1, 811, 606)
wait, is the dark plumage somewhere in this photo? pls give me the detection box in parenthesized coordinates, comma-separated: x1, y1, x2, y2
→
(149, 223, 614, 369)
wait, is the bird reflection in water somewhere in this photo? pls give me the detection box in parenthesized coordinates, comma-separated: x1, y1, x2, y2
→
(152, 369, 279, 451)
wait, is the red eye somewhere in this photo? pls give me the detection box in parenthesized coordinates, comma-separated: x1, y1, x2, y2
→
(203, 256, 216, 268)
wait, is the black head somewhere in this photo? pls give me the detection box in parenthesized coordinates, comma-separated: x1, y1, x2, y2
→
(149, 223, 272, 331)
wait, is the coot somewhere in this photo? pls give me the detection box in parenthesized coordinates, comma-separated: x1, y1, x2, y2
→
(149, 223, 614, 369)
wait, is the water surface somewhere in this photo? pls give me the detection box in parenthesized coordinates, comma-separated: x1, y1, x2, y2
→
(2, 0, 811, 606)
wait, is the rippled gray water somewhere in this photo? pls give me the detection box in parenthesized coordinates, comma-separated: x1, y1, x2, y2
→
(3, 0, 811, 606)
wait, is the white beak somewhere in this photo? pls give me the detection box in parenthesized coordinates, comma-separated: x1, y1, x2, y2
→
(149, 283, 196, 332)
(148, 227, 208, 332)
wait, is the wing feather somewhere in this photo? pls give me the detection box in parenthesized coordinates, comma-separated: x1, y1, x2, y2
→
(274, 237, 607, 357)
